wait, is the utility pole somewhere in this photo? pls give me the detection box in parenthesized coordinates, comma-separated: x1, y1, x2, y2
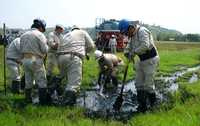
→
(3, 23, 7, 95)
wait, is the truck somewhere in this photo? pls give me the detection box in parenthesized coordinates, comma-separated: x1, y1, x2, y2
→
(95, 18, 128, 52)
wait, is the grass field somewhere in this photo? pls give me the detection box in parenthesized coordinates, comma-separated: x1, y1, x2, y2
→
(1, 41, 200, 126)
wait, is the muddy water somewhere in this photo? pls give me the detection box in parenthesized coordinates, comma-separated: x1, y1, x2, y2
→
(76, 81, 137, 120)
(75, 65, 200, 120)
(189, 73, 198, 83)
(29, 65, 200, 120)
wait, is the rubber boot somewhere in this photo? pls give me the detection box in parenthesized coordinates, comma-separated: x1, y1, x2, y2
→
(38, 88, 48, 105)
(111, 75, 118, 87)
(137, 90, 148, 113)
(20, 75, 25, 90)
(47, 75, 53, 86)
(148, 92, 156, 108)
(111, 75, 118, 93)
(25, 89, 32, 103)
(11, 80, 20, 94)
(63, 90, 77, 106)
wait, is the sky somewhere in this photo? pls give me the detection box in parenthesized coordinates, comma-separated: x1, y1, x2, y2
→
(0, 0, 199, 34)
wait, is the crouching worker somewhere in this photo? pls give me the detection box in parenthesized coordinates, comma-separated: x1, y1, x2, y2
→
(57, 25, 95, 105)
(94, 50, 124, 93)
(20, 19, 49, 105)
(6, 37, 23, 94)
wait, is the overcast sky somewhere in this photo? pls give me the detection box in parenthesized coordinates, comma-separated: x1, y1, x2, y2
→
(0, 0, 199, 34)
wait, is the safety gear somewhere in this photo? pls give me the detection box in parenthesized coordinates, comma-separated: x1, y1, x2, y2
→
(58, 54, 82, 92)
(118, 19, 130, 34)
(21, 27, 48, 92)
(33, 18, 46, 32)
(58, 28, 95, 93)
(63, 90, 77, 106)
(6, 38, 22, 61)
(138, 47, 157, 61)
(94, 50, 103, 60)
(20, 29, 48, 58)
(47, 76, 63, 96)
(11, 80, 20, 94)
(21, 75, 25, 90)
(47, 31, 63, 75)
(38, 88, 48, 105)
(71, 25, 80, 31)
(25, 89, 32, 103)
(137, 90, 148, 113)
(58, 29, 95, 59)
(109, 37, 117, 54)
(22, 58, 47, 89)
(148, 92, 156, 107)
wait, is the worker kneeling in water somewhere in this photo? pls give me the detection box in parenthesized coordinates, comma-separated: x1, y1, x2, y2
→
(94, 50, 124, 93)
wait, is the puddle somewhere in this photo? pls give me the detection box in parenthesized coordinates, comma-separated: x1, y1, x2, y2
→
(31, 65, 200, 121)
(189, 73, 198, 83)
(76, 81, 137, 120)
(158, 65, 200, 91)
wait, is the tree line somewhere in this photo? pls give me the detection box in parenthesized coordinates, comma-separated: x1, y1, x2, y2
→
(144, 24, 200, 42)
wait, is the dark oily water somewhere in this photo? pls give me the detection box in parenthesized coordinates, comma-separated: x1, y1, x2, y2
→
(30, 65, 200, 121)
(77, 81, 138, 120)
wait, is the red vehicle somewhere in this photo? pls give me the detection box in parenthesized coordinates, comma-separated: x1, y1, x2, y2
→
(95, 18, 128, 52)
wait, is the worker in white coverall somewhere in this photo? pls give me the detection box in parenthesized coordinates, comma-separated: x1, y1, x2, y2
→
(57, 25, 95, 105)
(94, 50, 124, 93)
(20, 19, 49, 105)
(118, 19, 159, 112)
(109, 34, 117, 54)
(47, 25, 64, 79)
(6, 37, 23, 94)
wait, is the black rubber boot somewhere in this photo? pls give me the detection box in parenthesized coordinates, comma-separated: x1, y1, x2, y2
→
(148, 92, 156, 108)
(38, 88, 48, 105)
(111, 75, 118, 87)
(11, 80, 20, 94)
(47, 75, 53, 86)
(20, 75, 25, 90)
(137, 90, 148, 113)
(25, 89, 32, 103)
(63, 90, 77, 106)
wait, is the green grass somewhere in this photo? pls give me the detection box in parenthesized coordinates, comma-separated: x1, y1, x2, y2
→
(1, 41, 200, 126)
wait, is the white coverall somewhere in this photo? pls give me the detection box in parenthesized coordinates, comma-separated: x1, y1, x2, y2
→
(109, 38, 117, 54)
(124, 26, 159, 93)
(20, 28, 48, 89)
(6, 38, 22, 81)
(57, 29, 95, 92)
(47, 31, 63, 76)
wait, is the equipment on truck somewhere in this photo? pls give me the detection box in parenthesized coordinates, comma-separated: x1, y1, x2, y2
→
(95, 18, 128, 52)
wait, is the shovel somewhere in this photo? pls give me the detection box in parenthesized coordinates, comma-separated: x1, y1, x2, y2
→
(113, 60, 130, 111)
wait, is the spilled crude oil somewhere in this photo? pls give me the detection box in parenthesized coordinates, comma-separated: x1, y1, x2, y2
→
(31, 65, 200, 121)
(76, 82, 138, 120)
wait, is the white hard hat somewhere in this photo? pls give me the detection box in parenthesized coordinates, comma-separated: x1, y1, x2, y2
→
(111, 34, 115, 38)
(71, 25, 80, 31)
(94, 50, 103, 60)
